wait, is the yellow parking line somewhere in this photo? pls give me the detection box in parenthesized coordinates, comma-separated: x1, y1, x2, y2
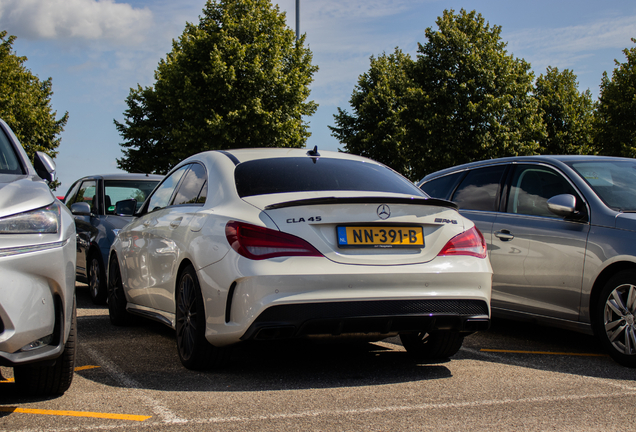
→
(0, 407, 150, 421)
(481, 348, 608, 357)
(0, 365, 101, 383)
(74, 365, 101, 371)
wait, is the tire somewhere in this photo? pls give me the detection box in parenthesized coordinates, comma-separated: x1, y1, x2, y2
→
(399, 330, 464, 361)
(594, 270, 636, 367)
(176, 265, 229, 370)
(14, 300, 77, 396)
(107, 255, 134, 326)
(89, 253, 107, 305)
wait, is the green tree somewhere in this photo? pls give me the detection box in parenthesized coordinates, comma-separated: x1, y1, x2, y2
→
(534, 67, 595, 155)
(116, 0, 318, 174)
(330, 48, 414, 176)
(594, 38, 636, 158)
(406, 9, 544, 179)
(332, 9, 546, 181)
(0, 31, 68, 187)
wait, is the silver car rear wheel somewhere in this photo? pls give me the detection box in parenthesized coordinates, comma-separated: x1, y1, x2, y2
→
(596, 270, 636, 367)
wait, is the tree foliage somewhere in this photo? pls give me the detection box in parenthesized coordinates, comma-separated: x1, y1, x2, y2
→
(115, 0, 318, 174)
(333, 9, 550, 181)
(0, 30, 68, 185)
(406, 9, 544, 179)
(534, 67, 595, 155)
(594, 38, 636, 158)
(330, 49, 413, 176)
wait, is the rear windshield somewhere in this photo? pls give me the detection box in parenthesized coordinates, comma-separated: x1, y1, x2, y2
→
(234, 157, 424, 198)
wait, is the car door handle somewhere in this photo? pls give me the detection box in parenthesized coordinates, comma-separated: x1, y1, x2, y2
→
(170, 217, 183, 229)
(495, 230, 514, 241)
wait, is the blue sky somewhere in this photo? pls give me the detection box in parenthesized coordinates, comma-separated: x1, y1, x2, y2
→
(0, 0, 635, 195)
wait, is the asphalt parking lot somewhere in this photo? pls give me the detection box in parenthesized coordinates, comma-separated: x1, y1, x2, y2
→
(1, 283, 635, 431)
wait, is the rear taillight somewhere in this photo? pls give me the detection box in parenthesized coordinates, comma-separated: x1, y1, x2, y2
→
(225, 221, 322, 260)
(438, 226, 487, 259)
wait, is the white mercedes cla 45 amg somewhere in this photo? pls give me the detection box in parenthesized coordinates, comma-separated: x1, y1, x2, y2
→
(108, 148, 492, 369)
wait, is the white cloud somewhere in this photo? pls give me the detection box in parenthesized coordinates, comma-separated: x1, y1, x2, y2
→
(506, 15, 636, 60)
(0, 0, 154, 45)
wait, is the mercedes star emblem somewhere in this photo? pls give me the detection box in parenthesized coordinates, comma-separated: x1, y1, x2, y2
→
(377, 204, 391, 220)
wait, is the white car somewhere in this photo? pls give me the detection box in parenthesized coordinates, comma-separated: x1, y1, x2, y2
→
(108, 148, 492, 369)
(0, 119, 77, 395)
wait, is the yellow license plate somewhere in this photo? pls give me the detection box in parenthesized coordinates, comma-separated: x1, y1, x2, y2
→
(337, 226, 424, 248)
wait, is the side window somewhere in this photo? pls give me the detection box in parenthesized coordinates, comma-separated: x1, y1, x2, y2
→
(172, 163, 208, 205)
(507, 165, 580, 217)
(64, 181, 81, 207)
(420, 172, 464, 199)
(0, 127, 23, 174)
(451, 165, 507, 211)
(68, 180, 98, 213)
(146, 165, 189, 212)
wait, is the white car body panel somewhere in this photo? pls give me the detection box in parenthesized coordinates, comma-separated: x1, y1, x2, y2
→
(110, 148, 492, 353)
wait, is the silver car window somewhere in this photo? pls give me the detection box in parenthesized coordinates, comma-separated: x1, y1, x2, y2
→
(451, 165, 506, 211)
(507, 165, 579, 217)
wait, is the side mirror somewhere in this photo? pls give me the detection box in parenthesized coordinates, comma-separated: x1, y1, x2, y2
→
(547, 194, 577, 218)
(114, 199, 137, 216)
(34, 151, 56, 183)
(70, 202, 91, 216)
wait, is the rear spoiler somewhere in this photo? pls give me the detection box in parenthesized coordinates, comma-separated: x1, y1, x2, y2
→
(264, 196, 459, 210)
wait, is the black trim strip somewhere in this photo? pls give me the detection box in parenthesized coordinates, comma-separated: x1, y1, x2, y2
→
(264, 196, 458, 210)
(219, 150, 240, 166)
(225, 282, 237, 323)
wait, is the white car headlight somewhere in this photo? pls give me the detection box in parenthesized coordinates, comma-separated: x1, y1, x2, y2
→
(0, 202, 61, 234)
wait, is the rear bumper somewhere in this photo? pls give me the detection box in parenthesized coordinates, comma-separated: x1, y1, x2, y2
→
(241, 299, 490, 341)
(198, 253, 492, 346)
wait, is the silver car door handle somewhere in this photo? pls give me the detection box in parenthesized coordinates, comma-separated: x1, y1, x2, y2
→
(170, 217, 183, 229)
(495, 230, 514, 241)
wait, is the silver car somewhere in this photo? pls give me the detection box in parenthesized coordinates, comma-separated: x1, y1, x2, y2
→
(0, 119, 77, 395)
(419, 155, 636, 367)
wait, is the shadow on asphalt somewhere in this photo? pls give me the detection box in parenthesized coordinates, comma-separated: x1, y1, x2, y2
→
(51, 283, 454, 394)
(458, 316, 636, 381)
(6, 282, 633, 400)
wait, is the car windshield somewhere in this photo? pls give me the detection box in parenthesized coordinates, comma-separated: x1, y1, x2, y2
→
(0, 127, 24, 174)
(568, 160, 636, 212)
(104, 180, 160, 213)
(235, 157, 424, 198)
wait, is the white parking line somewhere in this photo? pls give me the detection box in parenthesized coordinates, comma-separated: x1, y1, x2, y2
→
(81, 345, 186, 424)
(16, 388, 634, 432)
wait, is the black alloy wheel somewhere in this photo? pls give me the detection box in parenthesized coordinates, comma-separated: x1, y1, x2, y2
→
(175, 265, 228, 370)
(107, 255, 133, 326)
(399, 330, 464, 361)
(89, 254, 107, 305)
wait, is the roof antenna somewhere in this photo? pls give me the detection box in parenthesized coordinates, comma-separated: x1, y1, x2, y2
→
(306, 145, 320, 157)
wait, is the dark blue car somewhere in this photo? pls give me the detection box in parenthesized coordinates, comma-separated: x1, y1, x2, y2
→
(64, 174, 162, 304)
